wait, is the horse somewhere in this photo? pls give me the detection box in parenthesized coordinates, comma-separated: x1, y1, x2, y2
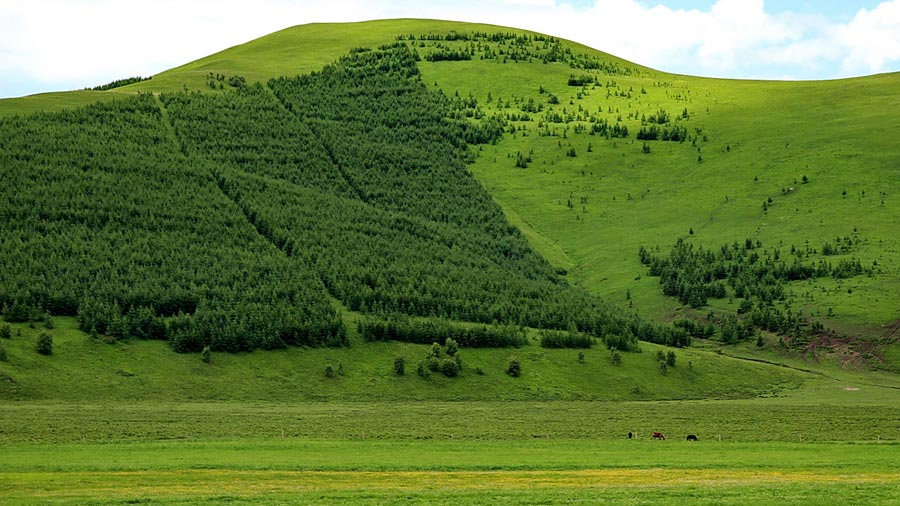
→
(652, 431, 666, 440)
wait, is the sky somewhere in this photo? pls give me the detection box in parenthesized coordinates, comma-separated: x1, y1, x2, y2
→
(2, 0, 900, 98)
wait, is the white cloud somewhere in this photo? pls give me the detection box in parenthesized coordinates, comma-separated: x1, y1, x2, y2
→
(505, 0, 556, 6)
(838, 0, 900, 75)
(0, 0, 380, 96)
(462, 0, 900, 79)
(2, 0, 900, 98)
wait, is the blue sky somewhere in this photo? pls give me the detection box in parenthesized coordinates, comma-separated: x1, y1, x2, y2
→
(2, 0, 900, 98)
(569, 1, 885, 19)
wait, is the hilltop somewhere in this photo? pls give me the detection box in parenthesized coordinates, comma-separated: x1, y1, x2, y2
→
(0, 19, 898, 403)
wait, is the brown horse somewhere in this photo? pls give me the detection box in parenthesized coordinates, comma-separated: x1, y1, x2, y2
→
(652, 431, 666, 440)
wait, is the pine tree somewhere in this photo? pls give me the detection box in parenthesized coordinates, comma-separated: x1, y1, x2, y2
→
(507, 357, 521, 377)
(36, 332, 53, 355)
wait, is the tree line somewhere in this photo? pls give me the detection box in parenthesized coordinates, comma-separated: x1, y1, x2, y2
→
(640, 237, 871, 348)
(639, 238, 871, 309)
(358, 315, 527, 348)
(90, 76, 151, 91)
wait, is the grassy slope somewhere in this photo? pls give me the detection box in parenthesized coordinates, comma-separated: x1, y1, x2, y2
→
(3, 317, 899, 403)
(0, 19, 897, 395)
(0, 89, 127, 116)
(431, 66, 900, 329)
(0, 20, 449, 115)
(413, 41, 900, 374)
(0, 19, 642, 113)
(0, 317, 807, 402)
(130, 19, 642, 94)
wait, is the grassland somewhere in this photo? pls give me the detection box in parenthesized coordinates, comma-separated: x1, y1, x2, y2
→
(1, 439, 898, 505)
(2, 377, 899, 505)
(421, 65, 900, 321)
(6, 317, 900, 404)
(406, 30, 900, 370)
(3, 398, 899, 445)
(0, 317, 805, 402)
(2, 416, 898, 505)
(2, 316, 898, 504)
(0, 89, 127, 116)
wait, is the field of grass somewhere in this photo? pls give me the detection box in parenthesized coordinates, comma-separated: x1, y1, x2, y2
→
(6, 316, 900, 404)
(4, 471, 898, 506)
(3, 399, 898, 445)
(431, 62, 900, 334)
(0, 317, 795, 402)
(2, 317, 897, 504)
(2, 419, 898, 505)
(0, 89, 128, 116)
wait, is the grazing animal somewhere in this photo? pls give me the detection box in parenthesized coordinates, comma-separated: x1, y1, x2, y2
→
(652, 431, 666, 440)
(686, 434, 698, 441)
(628, 431, 633, 439)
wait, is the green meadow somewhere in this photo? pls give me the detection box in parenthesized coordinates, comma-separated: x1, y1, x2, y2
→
(2, 317, 898, 504)
(0, 89, 126, 115)
(459, 70, 900, 331)
(2, 439, 898, 505)
(4, 317, 899, 404)
(1, 18, 899, 506)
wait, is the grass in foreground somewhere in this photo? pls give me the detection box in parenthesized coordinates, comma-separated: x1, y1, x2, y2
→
(2, 439, 898, 505)
(2, 399, 897, 445)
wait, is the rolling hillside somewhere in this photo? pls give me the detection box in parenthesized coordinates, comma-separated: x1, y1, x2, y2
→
(2, 43, 643, 352)
(1, 19, 898, 403)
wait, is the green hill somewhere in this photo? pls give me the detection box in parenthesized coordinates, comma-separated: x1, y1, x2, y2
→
(2, 43, 637, 351)
(1, 19, 898, 404)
